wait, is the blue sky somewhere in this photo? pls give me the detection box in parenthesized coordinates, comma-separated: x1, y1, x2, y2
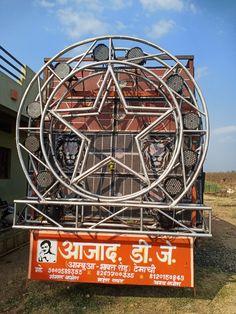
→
(1, 0, 235, 171)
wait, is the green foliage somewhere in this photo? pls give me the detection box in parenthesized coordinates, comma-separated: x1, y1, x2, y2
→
(204, 181, 221, 193)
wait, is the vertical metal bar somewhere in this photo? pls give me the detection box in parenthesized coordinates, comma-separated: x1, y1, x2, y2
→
(81, 205, 84, 223)
(25, 205, 28, 222)
(75, 205, 78, 228)
(13, 203, 17, 227)
(108, 38, 112, 60)
(140, 207, 143, 231)
(37, 76, 43, 115)
(180, 145, 187, 189)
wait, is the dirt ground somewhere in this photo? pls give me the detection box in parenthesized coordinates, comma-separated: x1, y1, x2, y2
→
(0, 176, 236, 314)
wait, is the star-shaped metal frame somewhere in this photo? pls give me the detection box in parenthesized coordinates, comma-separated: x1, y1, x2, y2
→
(38, 58, 183, 201)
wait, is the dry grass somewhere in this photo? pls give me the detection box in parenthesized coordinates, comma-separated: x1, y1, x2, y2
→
(206, 172, 236, 188)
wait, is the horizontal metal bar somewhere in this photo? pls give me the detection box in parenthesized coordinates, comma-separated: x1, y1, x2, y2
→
(12, 224, 211, 238)
(83, 222, 131, 228)
(183, 130, 206, 133)
(14, 199, 211, 210)
(43, 55, 194, 63)
(20, 220, 210, 233)
(18, 127, 40, 130)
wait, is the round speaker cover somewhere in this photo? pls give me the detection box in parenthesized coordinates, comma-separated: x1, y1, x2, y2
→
(183, 149, 197, 168)
(164, 177, 183, 197)
(166, 74, 184, 93)
(36, 171, 53, 188)
(183, 112, 200, 130)
(93, 44, 109, 61)
(126, 47, 145, 65)
(26, 101, 41, 119)
(25, 135, 40, 153)
(54, 63, 71, 79)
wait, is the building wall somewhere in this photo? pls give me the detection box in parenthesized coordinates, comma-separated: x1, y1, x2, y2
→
(0, 121, 27, 203)
(0, 63, 36, 204)
(0, 66, 36, 116)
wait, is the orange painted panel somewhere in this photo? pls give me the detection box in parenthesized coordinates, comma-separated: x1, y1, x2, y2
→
(29, 231, 194, 287)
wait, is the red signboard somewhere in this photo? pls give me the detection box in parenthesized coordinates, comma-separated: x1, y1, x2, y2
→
(29, 231, 194, 287)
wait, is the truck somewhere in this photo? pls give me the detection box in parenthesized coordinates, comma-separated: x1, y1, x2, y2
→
(14, 35, 211, 290)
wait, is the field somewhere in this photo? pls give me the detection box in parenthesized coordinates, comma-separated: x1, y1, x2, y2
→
(0, 173, 235, 314)
(205, 172, 236, 193)
(206, 172, 236, 187)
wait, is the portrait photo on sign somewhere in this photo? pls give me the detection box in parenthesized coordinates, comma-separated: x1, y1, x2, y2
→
(37, 239, 57, 263)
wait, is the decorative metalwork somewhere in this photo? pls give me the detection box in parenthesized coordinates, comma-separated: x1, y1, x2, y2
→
(14, 36, 211, 237)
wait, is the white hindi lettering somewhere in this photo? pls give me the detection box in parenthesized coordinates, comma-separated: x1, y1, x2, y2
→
(100, 264, 117, 271)
(59, 241, 83, 259)
(130, 240, 151, 264)
(156, 240, 176, 265)
(83, 243, 120, 262)
(133, 264, 156, 273)
(59, 241, 120, 262)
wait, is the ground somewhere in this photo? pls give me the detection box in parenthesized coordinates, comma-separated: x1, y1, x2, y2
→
(0, 173, 236, 314)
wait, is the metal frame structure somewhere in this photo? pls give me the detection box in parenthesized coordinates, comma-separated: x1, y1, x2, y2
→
(14, 36, 211, 237)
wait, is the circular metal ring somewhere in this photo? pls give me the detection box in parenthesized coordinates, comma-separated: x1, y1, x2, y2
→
(15, 35, 209, 205)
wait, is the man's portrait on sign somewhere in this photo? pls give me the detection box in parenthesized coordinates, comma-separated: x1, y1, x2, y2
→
(37, 239, 57, 263)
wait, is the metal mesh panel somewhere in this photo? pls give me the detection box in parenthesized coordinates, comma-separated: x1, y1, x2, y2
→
(36, 171, 54, 188)
(183, 112, 200, 130)
(54, 63, 71, 79)
(25, 135, 40, 153)
(26, 101, 41, 119)
(164, 177, 183, 196)
(183, 149, 197, 168)
(126, 47, 145, 64)
(93, 44, 109, 61)
(166, 74, 184, 93)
